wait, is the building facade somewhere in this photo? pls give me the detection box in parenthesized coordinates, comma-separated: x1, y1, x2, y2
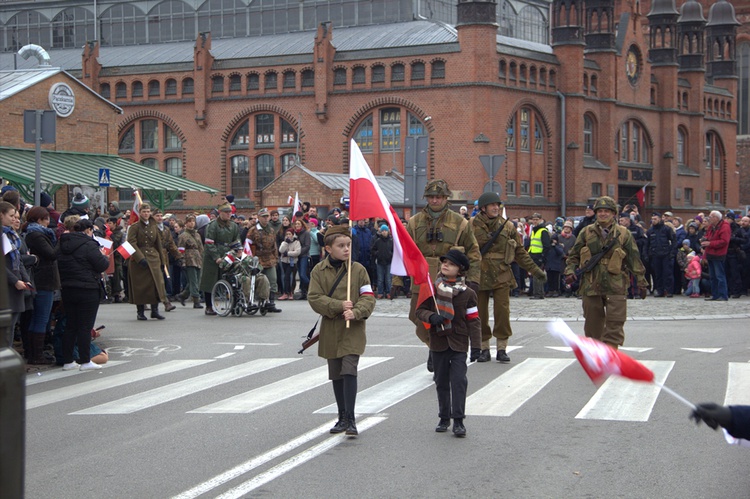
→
(0, 0, 741, 219)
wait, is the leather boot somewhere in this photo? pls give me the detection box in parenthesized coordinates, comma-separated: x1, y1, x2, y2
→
(330, 412, 348, 434)
(177, 289, 189, 306)
(137, 305, 147, 321)
(192, 296, 204, 309)
(164, 301, 177, 312)
(29, 333, 54, 365)
(264, 292, 282, 313)
(151, 303, 165, 320)
(345, 413, 358, 436)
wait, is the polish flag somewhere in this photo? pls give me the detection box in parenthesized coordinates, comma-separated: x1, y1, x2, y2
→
(547, 318, 654, 384)
(116, 241, 136, 260)
(243, 238, 253, 258)
(224, 253, 237, 265)
(95, 236, 113, 256)
(129, 190, 142, 225)
(177, 247, 186, 254)
(288, 192, 301, 217)
(635, 183, 649, 208)
(349, 139, 430, 288)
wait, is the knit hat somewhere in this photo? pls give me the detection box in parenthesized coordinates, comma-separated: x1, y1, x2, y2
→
(225, 194, 235, 203)
(72, 192, 90, 210)
(380, 224, 389, 232)
(1, 185, 17, 195)
(586, 204, 594, 210)
(725, 211, 736, 220)
(652, 211, 661, 217)
(440, 249, 470, 273)
(39, 192, 53, 208)
(682, 239, 690, 246)
(309, 217, 318, 227)
(563, 220, 574, 229)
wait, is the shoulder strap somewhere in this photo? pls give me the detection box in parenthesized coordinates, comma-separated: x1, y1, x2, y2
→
(454, 217, 469, 246)
(327, 265, 348, 297)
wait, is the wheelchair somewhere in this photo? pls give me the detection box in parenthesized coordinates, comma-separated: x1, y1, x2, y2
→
(211, 253, 270, 317)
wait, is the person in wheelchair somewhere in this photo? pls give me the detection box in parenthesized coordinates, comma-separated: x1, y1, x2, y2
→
(215, 242, 270, 315)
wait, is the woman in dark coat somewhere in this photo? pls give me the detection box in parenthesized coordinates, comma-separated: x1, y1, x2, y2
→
(1, 201, 33, 349)
(127, 203, 167, 320)
(23, 206, 61, 364)
(57, 219, 110, 371)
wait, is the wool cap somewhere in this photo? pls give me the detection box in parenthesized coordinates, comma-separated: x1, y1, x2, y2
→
(72, 192, 90, 209)
(439, 249, 470, 272)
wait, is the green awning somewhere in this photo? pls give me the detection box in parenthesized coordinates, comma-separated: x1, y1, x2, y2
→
(0, 146, 217, 195)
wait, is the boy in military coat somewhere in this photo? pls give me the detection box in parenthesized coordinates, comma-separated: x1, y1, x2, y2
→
(308, 225, 376, 437)
(416, 249, 481, 437)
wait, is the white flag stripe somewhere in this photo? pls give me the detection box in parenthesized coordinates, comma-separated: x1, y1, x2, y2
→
(725, 363, 750, 405)
(315, 365, 433, 414)
(189, 357, 391, 414)
(466, 358, 575, 417)
(71, 358, 300, 415)
(575, 360, 674, 421)
(27, 360, 213, 410)
(26, 361, 129, 386)
(215, 416, 388, 499)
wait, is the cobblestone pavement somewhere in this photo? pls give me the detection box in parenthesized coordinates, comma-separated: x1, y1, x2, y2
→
(370, 292, 750, 321)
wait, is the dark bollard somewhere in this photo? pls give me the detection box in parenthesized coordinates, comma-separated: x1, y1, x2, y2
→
(0, 217, 25, 498)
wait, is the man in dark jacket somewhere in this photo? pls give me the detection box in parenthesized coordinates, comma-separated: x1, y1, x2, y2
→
(370, 224, 394, 299)
(352, 219, 375, 288)
(572, 204, 595, 238)
(647, 212, 676, 297)
(619, 213, 648, 298)
(725, 212, 747, 299)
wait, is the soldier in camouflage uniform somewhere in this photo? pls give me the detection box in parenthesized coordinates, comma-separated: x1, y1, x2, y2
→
(407, 179, 481, 371)
(564, 196, 648, 348)
(471, 192, 546, 363)
(245, 208, 282, 313)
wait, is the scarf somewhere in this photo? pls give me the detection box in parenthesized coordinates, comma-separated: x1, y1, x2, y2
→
(3, 225, 21, 271)
(25, 221, 57, 246)
(434, 274, 467, 330)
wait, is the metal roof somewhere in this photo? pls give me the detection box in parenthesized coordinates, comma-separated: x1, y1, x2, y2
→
(0, 67, 122, 112)
(0, 147, 217, 193)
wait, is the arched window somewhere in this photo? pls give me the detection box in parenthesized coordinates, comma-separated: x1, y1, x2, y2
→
(119, 125, 135, 152)
(264, 72, 277, 91)
(231, 121, 250, 147)
(197, 0, 247, 39)
(132, 81, 143, 98)
(281, 154, 297, 172)
(372, 65, 386, 83)
(411, 62, 425, 81)
(615, 120, 650, 164)
(165, 157, 183, 177)
(164, 125, 182, 150)
(282, 71, 295, 89)
(334, 68, 347, 86)
(505, 106, 548, 200)
(518, 6, 548, 44)
(100, 83, 111, 99)
(148, 0, 195, 43)
(353, 67, 366, 84)
(677, 127, 686, 165)
(247, 73, 260, 91)
(432, 60, 445, 79)
(99, 3, 146, 47)
(148, 80, 160, 98)
(4, 11, 51, 52)
(182, 78, 194, 95)
(141, 119, 158, 151)
(52, 7, 95, 48)
(115, 82, 127, 100)
(256, 154, 275, 189)
(301, 70, 314, 87)
(281, 119, 296, 144)
(497, 0, 518, 38)
(391, 64, 405, 83)
(583, 115, 594, 156)
(256, 114, 274, 144)
(230, 74, 242, 92)
(705, 132, 723, 170)
(230, 156, 250, 199)
(212, 75, 224, 93)
(165, 79, 177, 96)
(354, 115, 374, 153)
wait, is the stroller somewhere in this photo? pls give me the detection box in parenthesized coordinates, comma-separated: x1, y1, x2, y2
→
(211, 245, 270, 317)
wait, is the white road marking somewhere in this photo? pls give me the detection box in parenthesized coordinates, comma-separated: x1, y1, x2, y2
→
(546, 346, 573, 353)
(576, 360, 674, 421)
(71, 358, 300, 415)
(619, 347, 653, 353)
(214, 342, 281, 346)
(214, 352, 235, 359)
(215, 416, 388, 499)
(189, 357, 391, 414)
(26, 361, 129, 386)
(466, 358, 575, 417)
(233, 345, 245, 350)
(725, 363, 750, 405)
(315, 365, 433, 414)
(681, 348, 722, 353)
(26, 360, 213, 410)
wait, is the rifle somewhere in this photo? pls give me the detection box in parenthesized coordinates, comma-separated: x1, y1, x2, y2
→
(574, 231, 620, 279)
(298, 265, 348, 354)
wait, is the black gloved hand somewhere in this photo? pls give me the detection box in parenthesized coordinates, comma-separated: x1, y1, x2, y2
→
(690, 403, 732, 430)
(565, 274, 577, 286)
(138, 259, 148, 268)
(467, 281, 479, 293)
(470, 348, 481, 362)
(428, 313, 444, 326)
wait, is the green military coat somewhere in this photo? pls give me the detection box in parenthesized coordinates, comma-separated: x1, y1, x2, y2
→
(472, 212, 541, 291)
(127, 219, 167, 305)
(565, 221, 647, 296)
(177, 228, 203, 268)
(308, 258, 376, 359)
(199, 219, 240, 293)
(406, 206, 481, 285)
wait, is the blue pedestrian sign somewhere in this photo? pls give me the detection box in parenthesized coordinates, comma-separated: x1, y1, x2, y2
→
(99, 168, 110, 187)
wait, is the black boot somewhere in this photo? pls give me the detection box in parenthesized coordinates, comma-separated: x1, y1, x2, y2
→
(137, 305, 147, 321)
(264, 292, 282, 313)
(151, 303, 165, 320)
(345, 414, 358, 436)
(343, 375, 358, 436)
(452, 418, 466, 437)
(426, 351, 434, 372)
(192, 296, 204, 309)
(177, 289, 188, 306)
(330, 379, 346, 433)
(496, 349, 511, 363)
(28, 333, 53, 365)
(477, 349, 491, 363)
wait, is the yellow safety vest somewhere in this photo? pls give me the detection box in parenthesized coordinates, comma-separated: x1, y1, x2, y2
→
(529, 227, 546, 254)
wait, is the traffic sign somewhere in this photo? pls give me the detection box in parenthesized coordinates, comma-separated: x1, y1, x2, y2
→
(99, 168, 110, 187)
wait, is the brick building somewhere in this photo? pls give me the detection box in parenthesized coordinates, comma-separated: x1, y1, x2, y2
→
(0, 0, 742, 219)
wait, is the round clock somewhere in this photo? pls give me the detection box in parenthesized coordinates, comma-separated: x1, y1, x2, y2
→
(626, 47, 640, 85)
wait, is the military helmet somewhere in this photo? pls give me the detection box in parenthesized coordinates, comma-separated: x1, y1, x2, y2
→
(593, 196, 618, 213)
(424, 179, 451, 197)
(477, 192, 502, 209)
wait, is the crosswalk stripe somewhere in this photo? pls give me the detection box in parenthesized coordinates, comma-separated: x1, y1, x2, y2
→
(25, 361, 129, 386)
(27, 360, 213, 410)
(70, 358, 300, 415)
(189, 357, 391, 414)
(316, 365, 433, 415)
(725, 363, 750, 405)
(466, 358, 575, 417)
(575, 360, 674, 421)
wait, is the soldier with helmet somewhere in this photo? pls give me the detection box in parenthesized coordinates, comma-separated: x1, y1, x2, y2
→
(407, 179, 481, 371)
(564, 196, 648, 348)
(471, 191, 546, 363)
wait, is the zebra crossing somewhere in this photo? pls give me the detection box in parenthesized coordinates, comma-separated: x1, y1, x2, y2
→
(26, 349, 750, 422)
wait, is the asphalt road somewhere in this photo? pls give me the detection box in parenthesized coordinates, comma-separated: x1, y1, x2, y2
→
(24, 295, 750, 498)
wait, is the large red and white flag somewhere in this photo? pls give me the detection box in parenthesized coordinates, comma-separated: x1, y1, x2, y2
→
(116, 241, 136, 260)
(635, 183, 649, 208)
(547, 318, 654, 384)
(287, 192, 301, 217)
(349, 139, 429, 287)
(129, 189, 142, 225)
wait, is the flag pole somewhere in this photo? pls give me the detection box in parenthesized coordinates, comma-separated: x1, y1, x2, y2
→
(346, 219, 352, 329)
(653, 381, 696, 410)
